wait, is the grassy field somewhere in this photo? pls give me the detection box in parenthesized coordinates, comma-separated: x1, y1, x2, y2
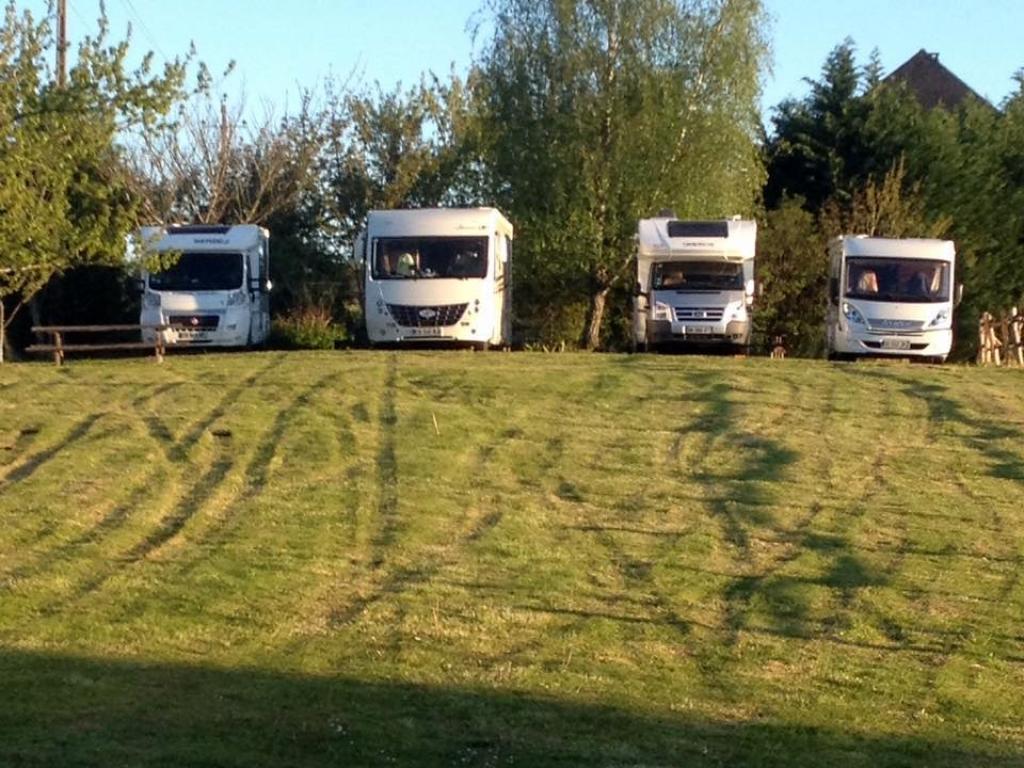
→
(1, 350, 1023, 767)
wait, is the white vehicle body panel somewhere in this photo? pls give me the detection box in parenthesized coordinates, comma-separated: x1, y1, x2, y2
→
(138, 225, 271, 348)
(362, 208, 514, 346)
(826, 236, 956, 361)
(634, 218, 757, 348)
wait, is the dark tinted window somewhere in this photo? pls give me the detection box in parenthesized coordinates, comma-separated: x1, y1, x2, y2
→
(148, 252, 244, 291)
(374, 237, 489, 279)
(845, 257, 950, 303)
(166, 225, 232, 235)
(651, 260, 743, 291)
(667, 221, 729, 239)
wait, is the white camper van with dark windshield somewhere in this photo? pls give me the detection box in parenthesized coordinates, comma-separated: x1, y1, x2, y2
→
(827, 235, 960, 363)
(138, 224, 271, 347)
(360, 208, 513, 348)
(634, 217, 757, 351)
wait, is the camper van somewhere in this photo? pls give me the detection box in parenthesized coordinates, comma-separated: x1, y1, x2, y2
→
(827, 236, 960, 363)
(138, 224, 271, 347)
(634, 217, 757, 351)
(360, 208, 513, 348)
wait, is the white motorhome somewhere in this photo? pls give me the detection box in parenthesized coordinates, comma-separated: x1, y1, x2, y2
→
(138, 224, 271, 347)
(634, 217, 757, 351)
(360, 208, 513, 348)
(827, 236, 960, 363)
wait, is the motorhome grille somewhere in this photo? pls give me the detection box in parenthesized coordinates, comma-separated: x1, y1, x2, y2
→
(674, 307, 724, 322)
(387, 303, 468, 327)
(168, 314, 220, 330)
(867, 318, 924, 332)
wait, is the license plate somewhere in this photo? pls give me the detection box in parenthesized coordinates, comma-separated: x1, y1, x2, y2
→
(408, 327, 443, 337)
(881, 338, 912, 350)
(684, 325, 713, 335)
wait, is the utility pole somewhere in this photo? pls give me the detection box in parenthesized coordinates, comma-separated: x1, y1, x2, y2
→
(56, 0, 67, 87)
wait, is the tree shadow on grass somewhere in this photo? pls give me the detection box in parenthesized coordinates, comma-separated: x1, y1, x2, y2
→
(666, 372, 906, 655)
(0, 412, 104, 488)
(0, 424, 41, 467)
(1, 649, 1019, 768)
(674, 371, 798, 555)
(900, 379, 1024, 483)
(329, 355, 510, 629)
(838, 367, 1024, 485)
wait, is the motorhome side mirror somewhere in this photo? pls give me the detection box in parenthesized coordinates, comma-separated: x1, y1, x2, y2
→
(829, 277, 839, 303)
(955, 283, 964, 307)
(634, 281, 646, 298)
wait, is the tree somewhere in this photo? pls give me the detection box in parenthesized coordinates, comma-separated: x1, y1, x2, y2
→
(764, 39, 873, 212)
(0, 3, 190, 351)
(318, 76, 479, 254)
(819, 157, 951, 239)
(755, 199, 828, 357)
(129, 89, 325, 227)
(474, 0, 768, 348)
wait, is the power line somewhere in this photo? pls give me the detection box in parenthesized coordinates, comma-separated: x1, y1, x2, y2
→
(118, 0, 170, 62)
(66, 0, 91, 29)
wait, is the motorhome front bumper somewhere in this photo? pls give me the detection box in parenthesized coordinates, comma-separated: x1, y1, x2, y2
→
(832, 326, 952, 358)
(368, 303, 494, 344)
(142, 309, 250, 347)
(647, 319, 750, 345)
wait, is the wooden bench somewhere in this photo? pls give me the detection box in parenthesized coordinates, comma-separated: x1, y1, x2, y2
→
(28, 325, 171, 365)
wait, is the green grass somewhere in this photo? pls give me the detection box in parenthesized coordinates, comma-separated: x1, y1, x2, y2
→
(1, 351, 1023, 767)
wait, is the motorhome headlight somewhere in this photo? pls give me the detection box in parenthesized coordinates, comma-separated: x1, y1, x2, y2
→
(653, 302, 672, 321)
(842, 301, 865, 325)
(226, 290, 247, 307)
(143, 291, 161, 309)
(927, 308, 951, 328)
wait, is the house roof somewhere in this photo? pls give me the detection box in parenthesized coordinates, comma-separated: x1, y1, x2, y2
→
(883, 50, 988, 110)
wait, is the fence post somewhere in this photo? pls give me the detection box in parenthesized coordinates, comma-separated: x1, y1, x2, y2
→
(978, 312, 990, 365)
(993, 313, 1003, 367)
(999, 312, 1011, 367)
(53, 331, 64, 366)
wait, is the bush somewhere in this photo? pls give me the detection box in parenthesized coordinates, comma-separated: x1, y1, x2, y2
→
(269, 306, 347, 350)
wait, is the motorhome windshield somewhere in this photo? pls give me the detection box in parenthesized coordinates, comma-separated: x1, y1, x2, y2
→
(651, 260, 743, 291)
(148, 252, 244, 291)
(373, 236, 488, 279)
(845, 257, 950, 303)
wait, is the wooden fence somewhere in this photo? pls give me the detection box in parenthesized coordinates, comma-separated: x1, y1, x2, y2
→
(978, 308, 1024, 367)
(28, 325, 170, 365)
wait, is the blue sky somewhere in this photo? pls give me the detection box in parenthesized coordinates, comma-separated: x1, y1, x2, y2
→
(35, 0, 1024, 120)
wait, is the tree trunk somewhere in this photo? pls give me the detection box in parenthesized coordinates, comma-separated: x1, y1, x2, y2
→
(581, 285, 611, 351)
